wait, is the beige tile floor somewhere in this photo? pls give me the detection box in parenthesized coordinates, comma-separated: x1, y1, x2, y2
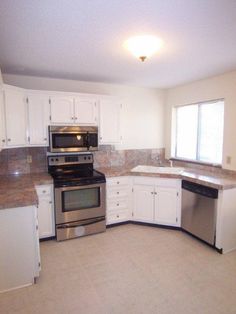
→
(1, 224, 236, 314)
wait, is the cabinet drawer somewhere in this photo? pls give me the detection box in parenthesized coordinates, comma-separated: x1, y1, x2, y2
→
(107, 199, 128, 211)
(106, 187, 129, 199)
(35, 185, 52, 196)
(107, 176, 129, 187)
(106, 210, 128, 224)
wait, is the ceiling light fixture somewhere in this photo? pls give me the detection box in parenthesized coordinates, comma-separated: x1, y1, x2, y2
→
(124, 35, 163, 62)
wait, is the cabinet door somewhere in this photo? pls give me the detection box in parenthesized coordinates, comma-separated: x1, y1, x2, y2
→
(0, 89, 6, 149)
(99, 100, 121, 144)
(74, 97, 98, 125)
(154, 187, 178, 226)
(133, 184, 154, 222)
(38, 195, 55, 239)
(4, 88, 27, 146)
(50, 96, 74, 124)
(27, 94, 50, 145)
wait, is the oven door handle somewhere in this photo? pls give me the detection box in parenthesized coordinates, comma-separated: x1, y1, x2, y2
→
(57, 217, 105, 229)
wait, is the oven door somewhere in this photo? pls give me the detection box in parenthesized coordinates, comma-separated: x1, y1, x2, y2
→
(54, 183, 106, 224)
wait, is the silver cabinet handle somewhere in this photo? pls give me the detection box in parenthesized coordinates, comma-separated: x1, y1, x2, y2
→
(117, 215, 120, 218)
(75, 117, 78, 120)
(100, 136, 102, 140)
(49, 201, 52, 204)
(7, 138, 11, 142)
(117, 191, 119, 194)
(42, 190, 46, 193)
(44, 138, 47, 141)
(117, 203, 119, 206)
(117, 181, 120, 184)
(151, 192, 154, 194)
(2, 139, 5, 143)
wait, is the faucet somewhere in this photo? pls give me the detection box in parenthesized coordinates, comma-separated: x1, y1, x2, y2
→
(169, 159, 173, 167)
(156, 155, 162, 166)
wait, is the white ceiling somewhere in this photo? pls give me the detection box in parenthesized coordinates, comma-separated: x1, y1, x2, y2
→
(1, 0, 236, 88)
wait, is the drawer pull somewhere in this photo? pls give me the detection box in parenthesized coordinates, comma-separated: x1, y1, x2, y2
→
(117, 215, 119, 218)
(117, 181, 120, 184)
(117, 191, 119, 195)
(42, 190, 46, 193)
(117, 203, 119, 206)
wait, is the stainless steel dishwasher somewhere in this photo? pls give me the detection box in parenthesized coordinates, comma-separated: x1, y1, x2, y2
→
(181, 180, 218, 246)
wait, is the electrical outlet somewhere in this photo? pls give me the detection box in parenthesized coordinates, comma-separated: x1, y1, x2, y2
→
(226, 156, 231, 164)
(27, 155, 32, 163)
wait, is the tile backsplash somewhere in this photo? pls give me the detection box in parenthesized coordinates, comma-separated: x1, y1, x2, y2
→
(93, 146, 165, 169)
(0, 147, 47, 175)
(3, 145, 233, 177)
(0, 146, 165, 175)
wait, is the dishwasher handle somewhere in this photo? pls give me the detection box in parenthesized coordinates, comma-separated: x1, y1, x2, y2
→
(182, 180, 218, 199)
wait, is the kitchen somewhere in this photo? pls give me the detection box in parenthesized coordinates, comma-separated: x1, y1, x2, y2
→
(1, 1, 236, 313)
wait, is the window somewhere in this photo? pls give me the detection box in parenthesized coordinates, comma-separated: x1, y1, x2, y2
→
(174, 99, 224, 164)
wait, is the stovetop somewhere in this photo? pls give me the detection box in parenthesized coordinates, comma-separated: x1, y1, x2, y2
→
(52, 169, 105, 187)
(48, 153, 106, 187)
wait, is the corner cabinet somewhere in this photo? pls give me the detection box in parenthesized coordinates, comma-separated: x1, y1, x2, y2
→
(132, 177, 181, 227)
(99, 99, 122, 144)
(35, 184, 55, 239)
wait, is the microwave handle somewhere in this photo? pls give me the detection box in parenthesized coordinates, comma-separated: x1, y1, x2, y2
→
(85, 132, 90, 148)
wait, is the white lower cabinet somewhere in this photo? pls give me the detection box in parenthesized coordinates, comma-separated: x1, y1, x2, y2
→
(0, 205, 40, 293)
(154, 187, 180, 226)
(132, 177, 181, 227)
(106, 176, 181, 227)
(133, 184, 154, 222)
(36, 184, 55, 239)
(106, 176, 132, 225)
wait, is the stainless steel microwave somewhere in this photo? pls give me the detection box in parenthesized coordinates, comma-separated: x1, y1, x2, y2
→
(49, 126, 98, 153)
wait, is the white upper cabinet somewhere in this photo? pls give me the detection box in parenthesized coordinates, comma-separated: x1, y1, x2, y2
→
(27, 93, 50, 145)
(0, 89, 6, 150)
(74, 97, 98, 125)
(50, 94, 98, 125)
(4, 87, 27, 146)
(99, 99, 122, 144)
(50, 96, 74, 124)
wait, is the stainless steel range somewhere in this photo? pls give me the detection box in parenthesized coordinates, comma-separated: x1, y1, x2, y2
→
(48, 153, 106, 241)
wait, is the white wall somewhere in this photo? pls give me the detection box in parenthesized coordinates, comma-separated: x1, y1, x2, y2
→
(3, 74, 165, 150)
(165, 70, 236, 170)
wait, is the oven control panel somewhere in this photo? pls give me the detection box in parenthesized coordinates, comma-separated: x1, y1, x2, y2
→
(48, 153, 93, 166)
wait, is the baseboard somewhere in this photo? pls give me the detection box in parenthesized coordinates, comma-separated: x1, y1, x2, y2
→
(39, 236, 56, 242)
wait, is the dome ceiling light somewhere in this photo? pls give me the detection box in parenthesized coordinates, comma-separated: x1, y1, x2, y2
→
(124, 35, 163, 62)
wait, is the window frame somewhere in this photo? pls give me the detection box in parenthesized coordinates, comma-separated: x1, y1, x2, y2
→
(173, 98, 224, 166)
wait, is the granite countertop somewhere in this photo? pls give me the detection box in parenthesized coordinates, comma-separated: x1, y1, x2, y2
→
(98, 166, 236, 190)
(1, 166, 236, 210)
(0, 172, 53, 210)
